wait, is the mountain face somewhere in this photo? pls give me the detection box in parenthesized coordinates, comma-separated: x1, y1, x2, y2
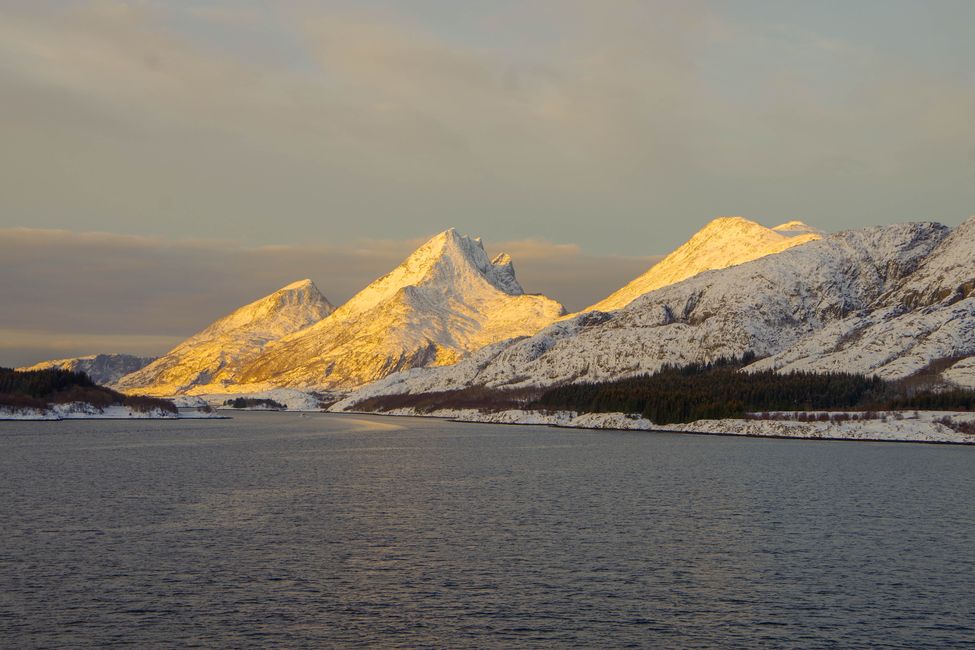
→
(583, 217, 821, 314)
(18, 354, 157, 386)
(115, 280, 335, 396)
(750, 216, 975, 384)
(334, 220, 953, 408)
(234, 229, 566, 391)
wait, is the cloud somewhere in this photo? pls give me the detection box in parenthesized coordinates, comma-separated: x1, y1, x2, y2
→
(3, 1, 969, 254)
(0, 227, 657, 367)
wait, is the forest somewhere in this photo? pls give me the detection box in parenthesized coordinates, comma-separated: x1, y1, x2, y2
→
(223, 397, 287, 410)
(0, 367, 176, 414)
(356, 354, 975, 426)
(534, 356, 975, 424)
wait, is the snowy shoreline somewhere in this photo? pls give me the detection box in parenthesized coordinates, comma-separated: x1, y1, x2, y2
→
(0, 403, 226, 421)
(340, 407, 975, 445)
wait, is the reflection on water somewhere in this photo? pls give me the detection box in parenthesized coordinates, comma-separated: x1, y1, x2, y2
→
(1, 412, 974, 647)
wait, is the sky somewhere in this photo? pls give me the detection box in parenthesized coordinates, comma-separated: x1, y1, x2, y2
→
(2, 0, 974, 366)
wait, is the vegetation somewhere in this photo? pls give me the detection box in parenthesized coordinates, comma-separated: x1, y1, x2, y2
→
(223, 397, 287, 410)
(356, 353, 975, 426)
(0, 367, 177, 414)
(934, 416, 975, 435)
(532, 356, 891, 424)
(533, 355, 975, 424)
(352, 386, 539, 414)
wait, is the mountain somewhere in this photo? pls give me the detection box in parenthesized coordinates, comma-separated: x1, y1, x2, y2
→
(115, 280, 335, 396)
(18, 354, 157, 386)
(333, 220, 950, 409)
(583, 217, 821, 314)
(233, 229, 566, 391)
(749, 216, 975, 385)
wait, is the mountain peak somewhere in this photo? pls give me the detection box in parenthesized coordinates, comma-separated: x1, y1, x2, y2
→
(490, 252, 523, 294)
(773, 220, 821, 235)
(582, 216, 821, 313)
(279, 278, 317, 292)
(229, 230, 565, 390)
(115, 280, 336, 395)
(331, 229, 529, 322)
(703, 215, 759, 229)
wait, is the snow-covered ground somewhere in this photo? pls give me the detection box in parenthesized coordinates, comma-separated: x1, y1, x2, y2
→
(0, 402, 224, 421)
(348, 407, 975, 445)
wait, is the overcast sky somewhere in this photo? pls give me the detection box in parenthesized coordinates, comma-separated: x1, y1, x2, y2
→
(2, 0, 973, 366)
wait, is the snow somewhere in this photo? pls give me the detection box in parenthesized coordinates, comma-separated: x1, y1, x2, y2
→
(1, 403, 187, 420)
(114, 230, 564, 396)
(230, 229, 565, 391)
(943, 357, 975, 389)
(771, 220, 823, 236)
(112, 215, 975, 407)
(335, 221, 950, 404)
(749, 216, 975, 382)
(355, 408, 975, 445)
(583, 216, 821, 314)
(115, 279, 335, 396)
(18, 354, 157, 385)
(747, 298, 975, 380)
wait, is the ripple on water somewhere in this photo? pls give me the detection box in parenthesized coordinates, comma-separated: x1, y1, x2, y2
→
(1, 412, 974, 648)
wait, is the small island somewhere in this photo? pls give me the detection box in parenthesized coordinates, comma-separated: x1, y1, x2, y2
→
(223, 397, 287, 411)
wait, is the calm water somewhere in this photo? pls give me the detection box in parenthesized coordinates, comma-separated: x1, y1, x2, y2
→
(1, 412, 974, 648)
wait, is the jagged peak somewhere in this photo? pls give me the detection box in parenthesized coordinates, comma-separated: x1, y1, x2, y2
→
(490, 252, 523, 295)
(279, 278, 317, 292)
(332, 229, 532, 321)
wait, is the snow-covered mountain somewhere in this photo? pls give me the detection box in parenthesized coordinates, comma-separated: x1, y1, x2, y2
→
(334, 220, 956, 409)
(115, 279, 335, 396)
(233, 229, 566, 391)
(583, 217, 821, 313)
(18, 354, 157, 386)
(750, 216, 975, 384)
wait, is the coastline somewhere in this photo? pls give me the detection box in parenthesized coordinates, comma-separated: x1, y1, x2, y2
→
(337, 407, 975, 445)
(0, 403, 227, 421)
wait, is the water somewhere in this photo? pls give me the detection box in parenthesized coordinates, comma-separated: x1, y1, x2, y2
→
(1, 412, 974, 648)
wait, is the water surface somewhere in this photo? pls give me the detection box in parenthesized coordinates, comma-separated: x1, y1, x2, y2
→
(1, 412, 973, 647)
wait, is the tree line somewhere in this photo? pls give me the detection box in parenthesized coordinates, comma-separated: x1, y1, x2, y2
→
(532, 355, 975, 424)
(0, 367, 176, 414)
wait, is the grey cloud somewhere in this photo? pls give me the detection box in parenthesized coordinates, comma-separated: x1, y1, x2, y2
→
(1, 1, 970, 256)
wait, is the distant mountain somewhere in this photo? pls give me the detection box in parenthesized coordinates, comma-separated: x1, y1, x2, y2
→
(334, 219, 964, 409)
(582, 217, 820, 314)
(235, 229, 566, 390)
(18, 354, 157, 386)
(115, 280, 335, 396)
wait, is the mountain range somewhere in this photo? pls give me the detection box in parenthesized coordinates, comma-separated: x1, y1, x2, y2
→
(334, 217, 975, 409)
(116, 229, 565, 395)
(24, 215, 975, 407)
(18, 354, 157, 386)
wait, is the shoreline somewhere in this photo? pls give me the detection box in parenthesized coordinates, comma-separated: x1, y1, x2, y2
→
(336, 407, 975, 446)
